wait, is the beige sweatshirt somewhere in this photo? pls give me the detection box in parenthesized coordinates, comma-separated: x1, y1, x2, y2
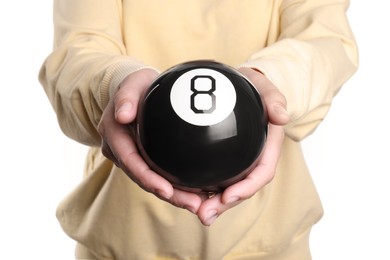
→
(39, 0, 358, 259)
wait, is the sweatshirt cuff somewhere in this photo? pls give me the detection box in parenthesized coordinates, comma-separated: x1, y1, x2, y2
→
(99, 60, 160, 108)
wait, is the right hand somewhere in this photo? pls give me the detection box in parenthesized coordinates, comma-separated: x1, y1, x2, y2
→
(97, 68, 208, 213)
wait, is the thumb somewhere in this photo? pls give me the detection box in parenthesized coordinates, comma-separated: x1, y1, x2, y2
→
(238, 67, 289, 126)
(113, 68, 159, 124)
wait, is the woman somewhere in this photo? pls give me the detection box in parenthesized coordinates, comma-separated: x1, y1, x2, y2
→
(39, 0, 358, 259)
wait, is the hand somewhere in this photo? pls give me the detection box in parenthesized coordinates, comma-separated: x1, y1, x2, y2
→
(98, 67, 289, 225)
(195, 67, 290, 226)
(98, 68, 207, 213)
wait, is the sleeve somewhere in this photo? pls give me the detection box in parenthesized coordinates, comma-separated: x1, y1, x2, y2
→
(240, 0, 359, 141)
(38, 0, 157, 146)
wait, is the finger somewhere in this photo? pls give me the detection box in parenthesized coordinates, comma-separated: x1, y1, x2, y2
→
(119, 144, 174, 200)
(100, 139, 120, 167)
(197, 124, 285, 226)
(166, 189, 205, 214)
(103, 111, 174, 200)
(197, 194, 241, 226)
(221, 124, 285, 201)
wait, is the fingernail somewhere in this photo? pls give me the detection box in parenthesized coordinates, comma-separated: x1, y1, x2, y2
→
(156, 189, 171, 201)
(184, 205, 197, 214)
(204, 210, 218, 226)
(226, 196, 239, 204)
(274, 104, 288, 117)
(117, 102, 133, 114)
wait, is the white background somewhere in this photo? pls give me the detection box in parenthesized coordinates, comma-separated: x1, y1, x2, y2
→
(0, 1, 389, 259)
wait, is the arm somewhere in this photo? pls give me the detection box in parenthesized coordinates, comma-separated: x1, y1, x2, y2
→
(39, 0, 206, 213)
(38, 0, 156, 146)
(241, 0, 358, 140)
(196, 0, 358, 225)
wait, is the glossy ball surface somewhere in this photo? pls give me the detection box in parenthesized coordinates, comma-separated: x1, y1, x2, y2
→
(135, 60, 268, 192)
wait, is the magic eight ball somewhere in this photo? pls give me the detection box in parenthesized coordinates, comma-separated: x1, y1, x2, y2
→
(135, 60, 268, 192)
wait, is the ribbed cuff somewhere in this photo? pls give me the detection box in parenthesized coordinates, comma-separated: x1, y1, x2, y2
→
(100, 60, 160, 108)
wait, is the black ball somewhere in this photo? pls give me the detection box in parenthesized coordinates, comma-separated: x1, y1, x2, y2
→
(135, 60, 268, 192)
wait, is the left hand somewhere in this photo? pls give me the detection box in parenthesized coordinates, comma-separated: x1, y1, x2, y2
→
(195, 67, 290, 226)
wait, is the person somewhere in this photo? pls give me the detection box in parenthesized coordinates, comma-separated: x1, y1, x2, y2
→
(39, 0, 358, 259)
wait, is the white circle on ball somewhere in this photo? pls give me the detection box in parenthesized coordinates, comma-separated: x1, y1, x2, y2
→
(170, 68, 236, 126)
